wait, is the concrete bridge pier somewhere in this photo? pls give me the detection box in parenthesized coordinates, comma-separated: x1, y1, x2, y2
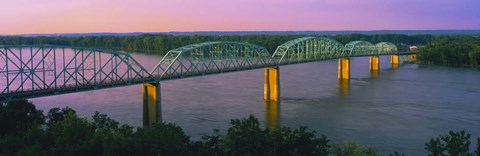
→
(390, 54, 399, 64)
(369, 56, 380, 71)
(142, 83, 162, 127)
(390, 54, 399, 68)
(338, 58, 350, 79)
(264, 67, 280, 102)
(410, 54, 417, 62)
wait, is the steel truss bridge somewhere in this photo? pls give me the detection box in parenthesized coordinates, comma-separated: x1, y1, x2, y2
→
(1, 37, 414, 103)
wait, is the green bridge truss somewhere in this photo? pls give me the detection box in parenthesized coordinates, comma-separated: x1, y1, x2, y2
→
(0, 45, 153, 102)
(272, 37, 399, 65)
(151, 41, 271, 80)
(0, 37, 411, 103)
(272, 37, 344, 65)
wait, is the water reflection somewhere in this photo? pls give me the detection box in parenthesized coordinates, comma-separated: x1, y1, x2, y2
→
(264, 100, 280, 129)
(391, 63, 399, 69)
(370, 70, 379, 78)
(338, 80, 350, 96)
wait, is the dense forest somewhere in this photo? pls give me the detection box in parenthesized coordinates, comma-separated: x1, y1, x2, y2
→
(1, 100, 479, 155)
(0, 34, 433, 55)
(2, 33, 479, 67)
(417, 36, 480, 67)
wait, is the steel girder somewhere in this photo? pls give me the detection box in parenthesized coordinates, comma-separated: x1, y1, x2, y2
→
(151, 42, 271, 80)
(0, 45, 153, 103)
(272, 37, 344, 65)
(343, 41, 377, 57)
(375, 42, 398, 54)
(0, 38, 412, 103)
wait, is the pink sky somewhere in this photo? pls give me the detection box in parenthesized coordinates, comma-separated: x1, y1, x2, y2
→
(2, 0, 479, 34)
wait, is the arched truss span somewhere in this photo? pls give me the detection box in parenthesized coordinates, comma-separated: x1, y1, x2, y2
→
(375, 42, 398, 54)
(0, 45, 153, 101)
(272, 37, 344, 65)
(343, 41, 377, 57)
(151, 42, 271, 80)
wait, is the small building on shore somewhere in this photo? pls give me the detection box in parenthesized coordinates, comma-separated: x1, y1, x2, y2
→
(409, 46, 418, 51)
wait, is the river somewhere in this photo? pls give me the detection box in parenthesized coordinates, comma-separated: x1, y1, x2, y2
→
(29, 52, 480, 155)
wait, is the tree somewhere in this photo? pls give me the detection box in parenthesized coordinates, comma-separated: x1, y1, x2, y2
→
(46, 107, 76, 124)
(46, 111, 95, 155)
(0, 99, 44, 136)
(132, 122, 193, 156)
(425, 130, 474, 156)
(201, 115, 332, 156)
(332, 141, 376, 156)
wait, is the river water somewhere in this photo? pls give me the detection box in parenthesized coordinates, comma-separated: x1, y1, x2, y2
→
(29, 52, 480, 155)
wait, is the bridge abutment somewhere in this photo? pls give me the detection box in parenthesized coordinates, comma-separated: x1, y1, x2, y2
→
(264, 67, 280, 102)
(338, 58, 350, 79)
(142, 83, 162, 127)
(369, 56, 380, 71)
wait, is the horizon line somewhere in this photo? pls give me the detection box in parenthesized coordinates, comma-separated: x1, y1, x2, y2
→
(2, 29, 480, 36)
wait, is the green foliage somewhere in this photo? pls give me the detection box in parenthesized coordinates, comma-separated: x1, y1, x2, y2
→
(468, 46, 480, 67)
(201, 115, 331, 156)
(476, 138, 480, 156)
(0, 34, 432, 55)
(91, 111, 119, 131)
(222, 115, 268, 155)
(133, 122, 192, 155)
(3, 100, 480, 156)
(46, 107, 76, 124)
(444, 131, 471, 155)
(199, 129, 224, 155)
(0, 99, 44, 136)
(88, 124, 136, 156)
(425, 130, 475, 156)
(0, 100, 45, 155)
(47, 112, 95, 155)
(425, 137, 445, 156)
(418, 36, 480, 67)
(332, 141, 376, 156)
(0, 100, 195, 156)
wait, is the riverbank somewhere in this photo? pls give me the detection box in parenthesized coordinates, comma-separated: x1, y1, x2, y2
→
(417, 35, 480, 68)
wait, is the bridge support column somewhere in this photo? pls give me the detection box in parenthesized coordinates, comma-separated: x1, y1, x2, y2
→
(410, 54, 417, 62)
(390, 54, 399, 68)
(142, 83, 162, 127)
(369, 56, 379, 71)
(390, 54, 399, 64)
(338, 58, 350, 79)
(264, 67, 280, 102)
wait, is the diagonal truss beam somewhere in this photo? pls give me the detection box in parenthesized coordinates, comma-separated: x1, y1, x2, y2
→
(0, 39, 410, 103)
(150, 42, 272, 81)
(0, 45, 154, 102)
